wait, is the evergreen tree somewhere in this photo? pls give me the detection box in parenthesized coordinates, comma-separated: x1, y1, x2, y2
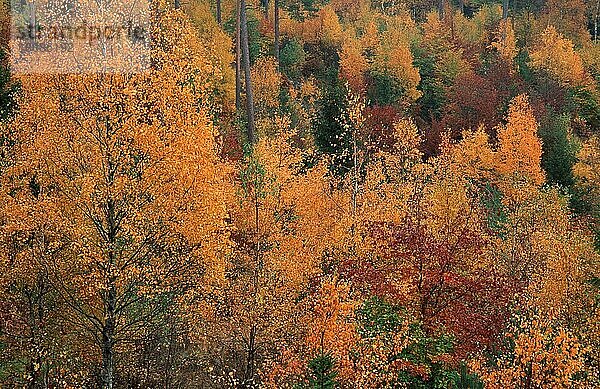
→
(306, 353, 338, 389)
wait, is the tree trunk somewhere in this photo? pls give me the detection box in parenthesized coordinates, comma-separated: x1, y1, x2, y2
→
(438, 0, 444, 20)
(501, 0, 510, 42)
(458, 0, 464, 15)
(240, 0, 256, 143)
(244, 324, 257, 385)
(174, 0, 180, 9)
(29, 1, 37, 47)
(595, 0, 600, 43)
(236, 0, 242, 112)
(217, 0, 222, 25)
(101, 281, 116, 389)
(502, 0, 509, 20)
(274, 0, 280, 65)
(101, 197, 118, 389)
(263, 0, 269, 20)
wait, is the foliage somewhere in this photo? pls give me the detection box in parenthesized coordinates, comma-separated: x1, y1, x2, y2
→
(1, 0, 600, 387)
(304, 353, 338, 389)
(354, 297, 476, 388)
(184, 0, 236, 113)
(280, 38, 307, 81)
(496, 94, 545, 186)
(538, 111, 579, 188)
(472, 310, 586, 389)
(529, 26, 587, 88)
(0, 49, 19, 123)
(339, 38, 368, 94)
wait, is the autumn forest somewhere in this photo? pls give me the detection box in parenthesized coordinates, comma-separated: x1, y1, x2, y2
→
(1, 0, 600, 387)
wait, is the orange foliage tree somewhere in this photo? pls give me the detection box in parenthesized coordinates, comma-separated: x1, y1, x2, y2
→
(1, 4, 234, 387)
(473, 310, 586, 389)
(495, 94, 545, 187)
(339, 38, 368, 94)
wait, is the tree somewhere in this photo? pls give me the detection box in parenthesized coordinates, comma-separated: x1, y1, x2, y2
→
(353, 297, 470, 388)
(183, 0, 236, 117)
(538, 112, 578, 188)
(241, 0, 257, 143)
(589, 0, 600, 42)
(263, 0, 270, 19)
(0, 49, 19, 123)
(3, 5, 234, 387)
(473, 310, 586, 389)
(541, 0, 590, 46)
(251, 57, 282, 122)
(1, 90, 72, 386)
(263, 278, 358, 387)
(217, 0, 222, 24)
(502, 0, 509, 20)
(371, 22, 422, 109)
(203, 122, 348, 386)
(339, 38, 368, 94)
(441, 71, 501, 133)
(496, 94, 545, 186)
(305, 353, 338, 388)
(237, 0, 242, 112)
(574, 136, 600, 204)
(335, 118, 517, 359)
(275, 0, 281, 64)
(529, 26, 587, 88)
(574, 135, 600, 247)
(491, 18, 518, 65)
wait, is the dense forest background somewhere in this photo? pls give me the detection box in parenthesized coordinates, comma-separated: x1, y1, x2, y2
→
(1, 0, 600, 387)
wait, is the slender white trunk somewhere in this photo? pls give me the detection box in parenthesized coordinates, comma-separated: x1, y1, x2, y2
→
(240, 0, 256, 143)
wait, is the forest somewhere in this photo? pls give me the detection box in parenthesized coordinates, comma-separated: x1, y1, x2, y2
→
(1, 0, 600, 387)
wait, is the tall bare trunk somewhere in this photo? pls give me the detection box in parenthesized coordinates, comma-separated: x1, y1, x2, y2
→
(244, 324, 257, 385)
(240, 0, 256, 143)
(101, 280, 116, 389)
(174, 0, 180, 9)
(501, 0, 510, 42)
(101, 196, 118, 389)
(274, 0, 280, 65)
(217, 0, 222, 25)
(236, 0, 242, 112)
(595, 0, 600, 43)
(459, 0, 464, 14)
(264, 0, 269, 20)
(438, 0, 444, 20)
(29, 1, 36, 47)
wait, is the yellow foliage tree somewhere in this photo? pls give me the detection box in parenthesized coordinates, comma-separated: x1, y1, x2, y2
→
(372, 28, 422, 105)
(339, 38, 368, 94)
(184, 0, 236, 112)
(445, 128, 496, 182)
(491, 18, 518, 66)
(2, 5, 234, 387)
(201, 118, 353, 385)
(496, 94, 545, 186)
(421, 11, 471, 85)
(573, 135, 600, 246)
(529, 26, 587, 87)
(473, 312, 585, 389)
(251, 56, 283, 132)
(303, 278, 358, 380)
(283, 5, 345, 46)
